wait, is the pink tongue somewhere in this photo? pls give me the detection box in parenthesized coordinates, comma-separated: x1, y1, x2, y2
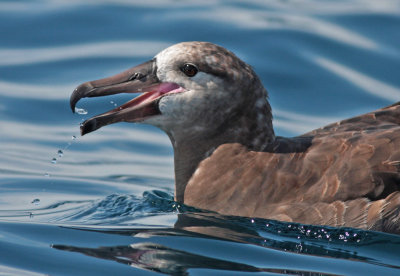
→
(157, 82, 182, 93)
(116, 82, 182, 111)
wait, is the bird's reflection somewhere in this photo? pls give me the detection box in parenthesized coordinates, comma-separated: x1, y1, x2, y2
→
(53, 242, 262, 275)
(53, 212, 400, 275)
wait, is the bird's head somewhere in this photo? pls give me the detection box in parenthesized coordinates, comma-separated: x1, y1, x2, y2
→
(70, 42, 271, 143)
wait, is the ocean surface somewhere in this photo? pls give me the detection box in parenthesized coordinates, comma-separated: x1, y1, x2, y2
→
(1, 0, 400, 275)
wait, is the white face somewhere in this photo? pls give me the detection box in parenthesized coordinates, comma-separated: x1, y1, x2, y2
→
(144, 45, 237, 134)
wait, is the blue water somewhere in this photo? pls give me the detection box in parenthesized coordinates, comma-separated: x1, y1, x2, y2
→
(1, 1, 400, 275)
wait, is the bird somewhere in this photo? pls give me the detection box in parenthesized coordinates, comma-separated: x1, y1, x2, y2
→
(70, 41, 400, 234)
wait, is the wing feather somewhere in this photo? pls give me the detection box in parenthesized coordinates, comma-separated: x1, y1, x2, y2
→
(185, 103, 400, 233)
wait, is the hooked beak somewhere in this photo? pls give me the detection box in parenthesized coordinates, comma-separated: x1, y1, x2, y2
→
(70, 59, 184, 135)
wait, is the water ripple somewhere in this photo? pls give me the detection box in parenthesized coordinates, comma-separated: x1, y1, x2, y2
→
(274, 109, 342, 134)
(0, 41, 170, 66)
(314, 56, 400, 102)
(162, 8, 378, 49)
(3, 0, 398, 14)
(0, 80, 73, 99)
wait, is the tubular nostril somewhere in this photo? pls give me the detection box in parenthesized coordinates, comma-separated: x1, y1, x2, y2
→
(129, 72, 145, 81)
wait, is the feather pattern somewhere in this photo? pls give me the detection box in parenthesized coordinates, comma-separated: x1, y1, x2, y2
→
(185, 103, 400, 233)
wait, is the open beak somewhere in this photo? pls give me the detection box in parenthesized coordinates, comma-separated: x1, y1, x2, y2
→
(70, 59, 184, 135)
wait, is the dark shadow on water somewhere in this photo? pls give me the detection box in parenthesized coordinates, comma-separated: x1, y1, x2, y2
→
(52, 210, 400, 275)
(53, 241, 339, 276)
(6, 189, 399, 275)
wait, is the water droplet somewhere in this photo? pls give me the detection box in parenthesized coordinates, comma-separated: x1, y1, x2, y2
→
(110, 101, 114, 104)
(51, 158, 57, 164)
(44, 173, 50, 177)
(72, 135, 76, 140)
(74, 107, 88, 115)
(57, 150, 64, 157)
(31, 198, 40, 205)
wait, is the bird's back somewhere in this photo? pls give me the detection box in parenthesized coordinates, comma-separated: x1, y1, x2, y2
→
(185, 102, 400, 233)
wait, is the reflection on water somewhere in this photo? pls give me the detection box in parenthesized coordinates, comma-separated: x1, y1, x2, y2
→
(53, 243, 262, 275)
(1, 0, 400, 275)
(4, 188, 399, 274)
(52, 212, 400, 275)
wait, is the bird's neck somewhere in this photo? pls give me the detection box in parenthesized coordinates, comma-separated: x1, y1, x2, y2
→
(169, 102, 275, 202)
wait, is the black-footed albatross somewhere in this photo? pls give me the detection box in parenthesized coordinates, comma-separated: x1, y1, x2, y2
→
(70, 41, 400, 234)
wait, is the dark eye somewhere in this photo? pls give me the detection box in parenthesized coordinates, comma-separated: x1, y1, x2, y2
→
(181, 64, 198, 77)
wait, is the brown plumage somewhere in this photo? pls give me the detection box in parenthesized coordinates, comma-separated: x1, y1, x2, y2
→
(70, 42, 400, 234)
(185, 103, 400, 233)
